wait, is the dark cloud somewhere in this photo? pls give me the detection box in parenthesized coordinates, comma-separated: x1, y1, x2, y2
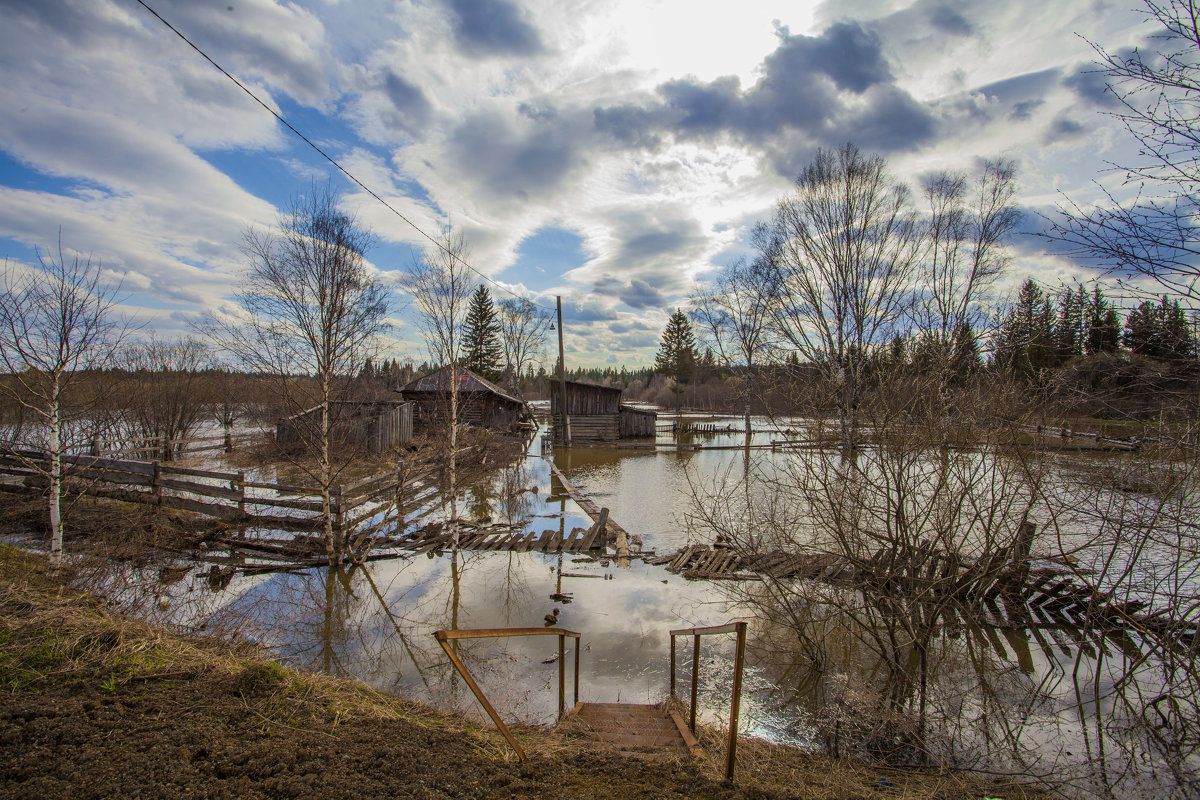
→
(447, 111, 582, 200)
(444, 0, 543, 57)
(592, 19, 934, 166)
(929, 5, 973, 36)
(1044, 113, 1086, 143)
(659, 76, 743, 134)
(593, 105, 663, 149)
(382, 71, 431, 134)
(841, 85, 936, 153)
(766, 22, 893, 94)
(618, 278, 666, 310)
(1010, 99, 1044, 121)
(620, 220, 702, 265)
(1064, 64, 1118, 108)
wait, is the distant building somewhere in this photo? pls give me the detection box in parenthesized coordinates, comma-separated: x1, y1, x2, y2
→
(397, 366, 528, 430)
(549, 379, 656, 442)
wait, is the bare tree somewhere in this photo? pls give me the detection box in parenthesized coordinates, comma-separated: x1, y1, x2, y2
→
(691, 252, 776, 435)
(496, 296, 549, 397)
(115, 335, 212, 461)
(1048, 0, 1200, 303)
(209, 184, 389, 566)
(764, 144, 922, 451)
(0, 239, 128, 564)
(403, 225, 473, 547)
(917, 160, 1019, 375)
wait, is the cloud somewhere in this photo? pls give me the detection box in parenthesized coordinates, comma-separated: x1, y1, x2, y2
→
(445, 108, 585, 201)
(444, 0, 544, 57)
(929, 5, 973, 36)
(1063, 63, 1119, 108)
(618, 279, 666, 310)
(591, 19, 934, 170)
(382, 70, 433, 134)
(768, 21, 893, 94)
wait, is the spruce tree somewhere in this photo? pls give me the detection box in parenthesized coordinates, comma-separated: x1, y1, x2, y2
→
(462, 285, 503, 379)
(654, 309, 697, 413)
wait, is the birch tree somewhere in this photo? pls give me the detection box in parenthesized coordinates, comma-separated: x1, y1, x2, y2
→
(764, 144, 922, 451)
(0, 240, 127, 564)
(497, 296, 549, 397)
(403, 226, 473, 547)
(212, 185, 389, 566)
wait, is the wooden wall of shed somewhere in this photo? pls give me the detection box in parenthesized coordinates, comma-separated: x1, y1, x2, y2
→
(551, 383, 621, 416)
(554, 414, 619, 441)
(276, 402, 412, 454)
(619, 407, 656, 438)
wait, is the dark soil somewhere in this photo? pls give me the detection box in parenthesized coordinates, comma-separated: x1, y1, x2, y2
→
(0, 545, 1044, 800)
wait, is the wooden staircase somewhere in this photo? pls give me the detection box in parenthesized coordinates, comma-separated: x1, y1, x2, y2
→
(565, 702, 696, 753)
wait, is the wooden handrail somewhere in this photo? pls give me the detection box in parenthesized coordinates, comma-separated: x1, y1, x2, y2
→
(433, 627, 582, 762)
(669, 621, 742, 636)
(669, 620, 748, 783)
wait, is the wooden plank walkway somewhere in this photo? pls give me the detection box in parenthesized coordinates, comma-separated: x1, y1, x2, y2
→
(564, 703, 691, 753)
(649, 542, 1200, 644)
(546, 459, 631, 559)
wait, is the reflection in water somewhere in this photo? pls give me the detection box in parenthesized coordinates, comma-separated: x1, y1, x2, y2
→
(116, 419, 1197, 798)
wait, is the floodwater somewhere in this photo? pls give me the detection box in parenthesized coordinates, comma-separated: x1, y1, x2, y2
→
(108, 416, 1198, 798)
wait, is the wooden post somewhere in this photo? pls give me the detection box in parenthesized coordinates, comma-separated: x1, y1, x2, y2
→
(690, 634, 700, 732)
(726, 621, 748, 783)
(573, 636, 580, 707)
(90, 435, 101, 457)
(558, 633, 566, 719)
(669, 634, 676, 697)
(395, 460, 406, 531)
(152, 461, 162, 504)
(556, 295, 568, 446)
(433, 632, 527, 761)
(235, 471, 245, 516)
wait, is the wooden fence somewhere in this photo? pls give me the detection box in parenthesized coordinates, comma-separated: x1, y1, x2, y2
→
(95, 431, 259, 460)
(0, 448, 427, 548)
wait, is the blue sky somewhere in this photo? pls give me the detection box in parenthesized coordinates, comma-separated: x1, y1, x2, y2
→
(0, 0, 1161, 367)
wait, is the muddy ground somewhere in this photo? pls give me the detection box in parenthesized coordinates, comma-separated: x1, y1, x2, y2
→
(0, 543, 1045, 800)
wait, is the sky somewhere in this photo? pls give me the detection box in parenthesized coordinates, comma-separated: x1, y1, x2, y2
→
(0, 0, 1163, 368)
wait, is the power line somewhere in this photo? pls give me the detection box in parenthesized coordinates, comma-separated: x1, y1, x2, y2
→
(132, 0, 558, 315)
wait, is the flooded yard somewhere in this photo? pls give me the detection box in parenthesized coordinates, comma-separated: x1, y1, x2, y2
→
(84, 417, 1200, 798)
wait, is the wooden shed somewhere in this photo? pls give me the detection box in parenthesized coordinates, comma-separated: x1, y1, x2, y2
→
(277, 399, 412, 454)
(398, 366, 528, 430)
(550, 380, 656, 441)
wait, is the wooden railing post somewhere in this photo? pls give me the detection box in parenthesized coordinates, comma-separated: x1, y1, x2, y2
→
(152, 461, 162, 504)
(235, 471, 246, 516)
(725, 621, 748, 782)
(669, 634, 676, 697)
(431, 627, 582, 762)
(558, 633, 566, 719)
(433, 631, 527, 762)
(690, 634, 700, 732)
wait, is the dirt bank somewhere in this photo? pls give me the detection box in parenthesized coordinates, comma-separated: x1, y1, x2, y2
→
(0, 546, 1043, 799)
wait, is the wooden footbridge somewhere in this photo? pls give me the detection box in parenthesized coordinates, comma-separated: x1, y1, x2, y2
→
(434, 621, 747, 781)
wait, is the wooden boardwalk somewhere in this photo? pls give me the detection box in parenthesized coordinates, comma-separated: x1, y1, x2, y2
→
(389, 519, 608, 556)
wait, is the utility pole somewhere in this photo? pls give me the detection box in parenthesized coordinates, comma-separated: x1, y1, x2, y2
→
(556, 296, 568, 446)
